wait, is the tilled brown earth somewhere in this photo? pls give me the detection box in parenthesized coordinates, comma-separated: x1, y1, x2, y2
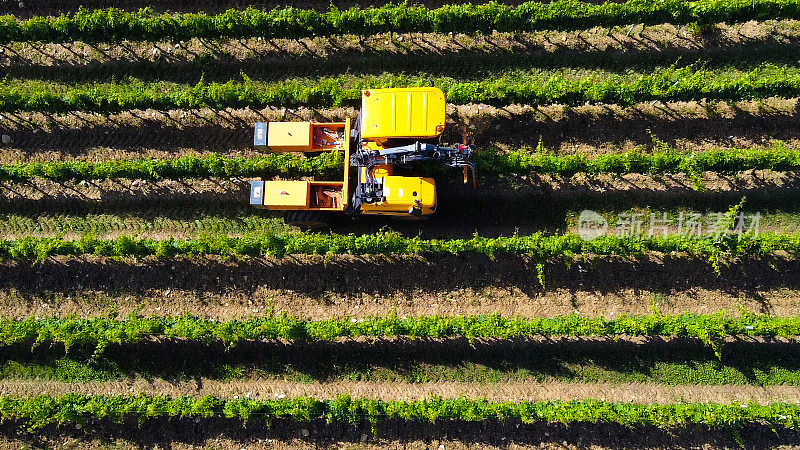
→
(1, 171, 798, 236)
(3, 22, 800, 161)
(1, 379, 797, 404)
(1, 171, 797, 209)
(2, 97, 799, 162)
(3, 21, 793, 70)
(1, 286, 797, 320)
(1, 170, 799, 240)
(1, 254, 798, 317)
(0, 177, 245, 209)
(3, 424, 796, 450)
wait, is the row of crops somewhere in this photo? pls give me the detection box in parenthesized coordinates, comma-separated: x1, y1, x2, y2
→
(2, 231, 792, 261)
(4, 0, 800, 42)
(2, 395, 798, 431)
(7, 65, 800, 111)
(4, 146, 800, 181)
(2, 312, 797, 350)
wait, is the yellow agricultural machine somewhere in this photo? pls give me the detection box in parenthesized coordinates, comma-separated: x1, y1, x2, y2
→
(249, 87, 476, 227)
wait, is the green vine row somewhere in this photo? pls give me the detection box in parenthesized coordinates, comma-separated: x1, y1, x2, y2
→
(2, 0, 800, 43)
(1, 395, 798, 432)
(4, 65, 800, 112)
(3, 146, 800, 182)
(1, 312, 797, 353)
(0, 231, 796, 262)
(0, 152, 343, 182)
(477, 144, 800, 178)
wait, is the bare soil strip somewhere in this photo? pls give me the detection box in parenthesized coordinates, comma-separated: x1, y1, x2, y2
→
(1, 379, 798, 405)
(6, 24, 800, 86)
(1, 170, 798, 219)
(3, 425, 794, 450)
(0, 177, 244, 208)
(1, 97, 798, 162)
(1, 286, 798, 320)
(0, 251, 800, 300)
(2, 21, 793, 69)
(4, 171, 799, 242)
(0, 430, 795, 450)
(1, 254, 798, 317)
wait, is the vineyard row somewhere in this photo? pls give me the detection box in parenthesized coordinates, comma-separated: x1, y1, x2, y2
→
(1, 394, 798, 431)
(0, 231, 796, 262)
(2, 312, 798, 351)
(5, 65, 800, 111)
(3, 146, 800, 182)
(2, 0, 800, 43)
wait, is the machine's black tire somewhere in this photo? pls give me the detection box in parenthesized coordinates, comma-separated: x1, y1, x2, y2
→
(283, 210, 332, 229)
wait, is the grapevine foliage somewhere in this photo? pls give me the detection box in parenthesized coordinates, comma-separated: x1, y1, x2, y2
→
(5, 66, 800, 111)
(1, 395, 798, 432)
(3, 146, 800, 181)
(0, 232, 795, 261)
(2, 0, 800, 43)
(1, 312, 797, 354)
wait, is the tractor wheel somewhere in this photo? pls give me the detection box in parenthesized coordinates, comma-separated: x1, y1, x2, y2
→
(283, 210, 332, 229)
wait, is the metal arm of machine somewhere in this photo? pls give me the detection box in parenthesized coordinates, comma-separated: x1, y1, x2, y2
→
(350, 141, 476, 172)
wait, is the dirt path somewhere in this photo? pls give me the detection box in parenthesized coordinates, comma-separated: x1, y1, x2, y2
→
(3, 171, 799, 243)
(3, 21, 794, 69)
(1, 286, 798, 320)
(1, 96, 798, 163)
(1, 379, 797, 405)
(17, 253, 792, 295)
(3, 429, 792, 450)
(0, 177, 245, 208)
(6, 24, 798, 86)
(1, 170, 797, 206)
(2, 170, 799, 224)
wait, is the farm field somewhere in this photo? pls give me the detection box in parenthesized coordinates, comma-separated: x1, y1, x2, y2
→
(7, 1, 800, 449)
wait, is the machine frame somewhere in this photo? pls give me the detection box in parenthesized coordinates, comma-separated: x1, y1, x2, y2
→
(249, 87, 475, 226)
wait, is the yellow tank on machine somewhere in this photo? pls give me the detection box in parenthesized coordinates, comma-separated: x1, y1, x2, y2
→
(360, 87, 446, 140)
(360, 176, 437, 216)
(249, 87, 476, 227)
